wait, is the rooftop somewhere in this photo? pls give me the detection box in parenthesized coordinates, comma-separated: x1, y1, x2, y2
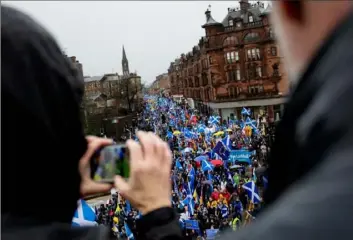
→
(84, 76, 103, 83)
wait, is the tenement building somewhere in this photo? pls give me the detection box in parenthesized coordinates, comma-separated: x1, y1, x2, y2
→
(168, 1, 288, 122)
(149, 73, 170, 95)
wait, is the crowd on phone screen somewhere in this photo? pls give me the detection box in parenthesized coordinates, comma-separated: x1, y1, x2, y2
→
(94, 95, 272, 239)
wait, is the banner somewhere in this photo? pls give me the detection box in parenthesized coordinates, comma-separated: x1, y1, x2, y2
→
(206, 229, 219, 240)
(229, 150, 252, 164)
(184, 220, 199, 230)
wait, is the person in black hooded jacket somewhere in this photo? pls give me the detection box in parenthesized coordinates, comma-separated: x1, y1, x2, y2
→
(1, 5, 181, 240)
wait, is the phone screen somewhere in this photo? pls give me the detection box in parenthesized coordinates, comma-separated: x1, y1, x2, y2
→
(92, 145, 129, 183)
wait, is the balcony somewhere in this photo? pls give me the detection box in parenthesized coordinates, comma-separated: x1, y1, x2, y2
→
(217, 95, 238, 101)
(244, 21, 263, 28)
(246, 56, 262, 62)
(265, 32, 276, 41)
(246, 89, 279, 98)
(225, 26, 237, 32)
(224, 21, 263, 32)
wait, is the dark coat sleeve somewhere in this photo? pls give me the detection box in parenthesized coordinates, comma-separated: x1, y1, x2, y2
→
(135, 207, 183, 240)
(219, 133, 353, 240)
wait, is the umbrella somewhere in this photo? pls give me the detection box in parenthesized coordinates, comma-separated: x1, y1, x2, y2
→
(194, 155, 207, 162)
(183, 147, 193, 153)
(210, 159, 223, 166)
(230, 164, 243, 169)
(173, 130, 181, 135)
(213, 131, 224, 136)
(196, 149, 204, 155)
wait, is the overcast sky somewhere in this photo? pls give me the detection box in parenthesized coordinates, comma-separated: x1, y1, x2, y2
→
(4, 1, 260, 84)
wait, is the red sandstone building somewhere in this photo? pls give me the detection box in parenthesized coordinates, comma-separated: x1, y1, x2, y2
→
(168, 1, 288, 122)
(149, 73, 170, 95)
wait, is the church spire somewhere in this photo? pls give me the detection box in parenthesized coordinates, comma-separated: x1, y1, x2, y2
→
(122, 45, 130, 76)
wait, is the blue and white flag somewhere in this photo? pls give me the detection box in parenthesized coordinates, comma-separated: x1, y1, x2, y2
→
(208, 116, 221, 125)
(124, 222, 135, 240)
(201, 159, 213, 172)
(72, 199, 97, 227)
(213, 141, 230, 161)
(197, 124, 207, 133)
(241, 107, 251, 116)
(221, 135, 232, 151)
(242, 181, 261, 204)
(176, 159, 183, 170)
(221, 205, 229, 218)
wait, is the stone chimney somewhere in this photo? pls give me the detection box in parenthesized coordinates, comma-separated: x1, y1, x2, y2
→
(239, 0, 250, 13)
(70, 56, 76, 63)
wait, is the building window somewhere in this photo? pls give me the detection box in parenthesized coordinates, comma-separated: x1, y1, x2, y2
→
(256, 66, 262, 78)
(227, 70, 238, 82)
(236, 69, 241, 81)
(225, 51, 239, 64)
(251, 49, 256, 60)
(247, 48, 261, 61)
(249, 15, 254, 23)
(235, 51, 239, 61)
(228, 19, 234, 26)
(236, 22, 242, 28)
(237, 87, 242, 94)
(256, 48, 261, 59)
(229, 87, 237, 97)
(244, 32, 260, 43)
(247, 49, 252, 61)
(269, 28, 274, 38)
(247, 64, 256, 80)
(271, 47, 277, 56)
(223, 36, 238, 47)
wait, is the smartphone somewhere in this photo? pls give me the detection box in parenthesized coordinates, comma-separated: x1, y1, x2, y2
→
(90, 144, 130, 183)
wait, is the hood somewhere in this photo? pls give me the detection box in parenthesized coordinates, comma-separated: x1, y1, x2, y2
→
(2, 6, 87, 223)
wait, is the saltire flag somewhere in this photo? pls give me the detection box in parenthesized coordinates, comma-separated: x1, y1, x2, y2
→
(72, 199, 97, 227)
(212, 141, 230, 161)
(241, 107, 251, 116)
(221, 135, 232, 151)
(201, 159, 213, 172)
(242, 181, 261, 203)
(208, 116, 221, 125)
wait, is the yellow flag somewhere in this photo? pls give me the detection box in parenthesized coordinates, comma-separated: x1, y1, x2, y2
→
(115, 204, 121, 213)
(193, 189, 198, 203)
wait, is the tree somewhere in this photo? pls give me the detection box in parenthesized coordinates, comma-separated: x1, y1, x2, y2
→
(117, 75, 142, 112)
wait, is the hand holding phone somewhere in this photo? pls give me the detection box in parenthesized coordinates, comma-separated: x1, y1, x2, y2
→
(91, 144, 130, 184)
(80, 136, 113, 197)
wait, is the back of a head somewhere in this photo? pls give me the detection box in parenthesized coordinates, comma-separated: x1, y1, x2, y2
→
(1, 6, 87, 224)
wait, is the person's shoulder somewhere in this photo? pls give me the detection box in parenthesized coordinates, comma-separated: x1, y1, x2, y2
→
(1, 5, 52, 41)
(294, 18, 353, 148)
(2, 222, 112, 240)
